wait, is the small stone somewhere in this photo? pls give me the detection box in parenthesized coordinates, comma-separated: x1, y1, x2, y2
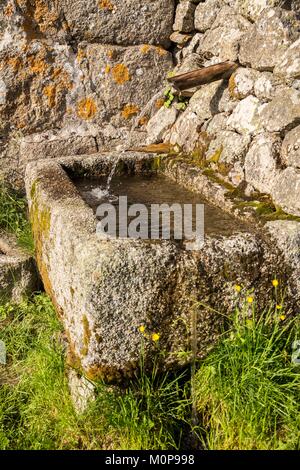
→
(173, 1, 196, 33)
(274, 38, 300, 79)
(170, 31, 192, 46)
(244, 133, 281, 194)
(146, 106, 178, 144)
(281, 125, 300, 169)
(227, 95, 262, 135)
(229, 68, 259, 100)
(199, 6, 251, 61)
(194, 0, 223, 33)
(272, 167, 300, 217)
(167, 109, 203, 152)
(239, 8, 299, 71)
(258, 89, 300, 133)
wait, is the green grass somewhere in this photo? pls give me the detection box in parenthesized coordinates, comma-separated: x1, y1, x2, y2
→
(0, 183, 34, 254)
(0, 294, 188, 450)
(194, 299, 300, 450)
(0, 290, 299, 450)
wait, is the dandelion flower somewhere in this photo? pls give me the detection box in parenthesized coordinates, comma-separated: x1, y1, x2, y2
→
(276, 304, 283, 310)
(139, 325, 145, 333)
(280, 315, 286, 321)
(272, 279, 279, 288)
(247, 296, 254, 304)
(152, 333, 160, 342)
(234, 284, 242, 293)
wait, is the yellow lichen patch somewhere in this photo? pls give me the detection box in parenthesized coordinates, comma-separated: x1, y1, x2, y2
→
(81, 314, 91, 357)
(43, 84, 56, 108)
(28, 56, 48, 75)
(7, 57, 22, 71)
(155, 46, 168, 56)
(32, 0, 59, 33)
(77, 48, 86, 63)
(99, 0, 114, 10)
(121, 103, 140, 120)
(140, 45, 150, 54)
(77, 97, 97, 120)
(138, 116, 149, 127)
(228, 73, 241, 100)
(107, 49, 115, 60)
(155, 98, 165, 109)
(4, 3, 13, 16)
(105, 64, 111, 74)
(112, 64, 130, 84)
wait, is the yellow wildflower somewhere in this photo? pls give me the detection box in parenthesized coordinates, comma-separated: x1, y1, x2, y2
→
(139, 325, 145, 333)
(280, 315, 286, 321)
(276, 305, 283, 310)
(272, 279, 279, 288)
(247, 296, 254, 304)
(152, 333, 160, 342)
(234, 284, 242, 293)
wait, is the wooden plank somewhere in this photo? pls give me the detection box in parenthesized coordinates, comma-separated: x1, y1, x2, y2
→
(168, 61, 238, 91)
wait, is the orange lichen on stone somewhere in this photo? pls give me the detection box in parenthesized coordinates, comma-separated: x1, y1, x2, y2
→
(4, 3, 13, 16)
(77, 49, 86, 63)
(44, 84, 56, 108)
(107, 49, 115, 60)
(32, 0, 59, 32)
(28, 56, 48, 75)
(99, 0, 114, 10)
(112, 64, 130, 84)
(7, 57, 22, 71)
(105, 65, 111, 74)
(141, 45, 150, 54)
(77, 97, 97, 120)
(138, 116, 149, 127)
(155, 98, 165, 109)
(155, 46, 168, 56)
(121, 104, 140, 120)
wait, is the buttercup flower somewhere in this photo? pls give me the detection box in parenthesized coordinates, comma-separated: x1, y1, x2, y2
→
(234, 285, 242, 293)
(280, 315, 286, 321)
(247, 296, 254, 304)
(276, 305, 283, 310)
(272, 279, 279, 288)
(152, 333, 160, 342)
(139, 325, 145, 333)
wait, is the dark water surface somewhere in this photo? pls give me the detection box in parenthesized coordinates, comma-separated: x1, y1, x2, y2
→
(75, 174, 249, 239)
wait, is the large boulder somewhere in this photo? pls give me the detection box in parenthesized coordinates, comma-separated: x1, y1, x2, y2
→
(272, 167, 300, 217)
(281, 125, 300, 169)
(13, 0, 175, 47)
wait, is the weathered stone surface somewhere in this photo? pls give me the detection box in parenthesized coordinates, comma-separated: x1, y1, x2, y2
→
(25, 152, 296, 380)
(199, 6, 251, 61)
(174, 52, 203, 75)
(167, 109, 203, 152)
(282, 125, 300, 169)
(258, 89, 300, 133)
(19, 126, 99, 168)
(146, 106, 178, 144)
(265, 220, 300, 303)
(83, 44, 173, 128)
(194, 0, 223, 32)
(68, 369, 96, 414)
(244, 133, 281, 194)
(239, 8, 299, 71)
(170, 31, 192, 46)
(0, 232, 39, 302)
(272, 167, 300, 216)
(173, 1, 196, 33)
(253, 71, 282, 101)
(229, 68, 259, 100)
(189, 81, 226, 122)
(181, 33, 204, 59)
(274, 38, 300, 79)
(225, 0, 286, 21)
(227, 95, 262, 135)
(14, 0, 175, 47)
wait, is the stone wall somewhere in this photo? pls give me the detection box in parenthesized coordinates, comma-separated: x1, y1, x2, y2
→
(0, 1, 174, 187)
(147, 0, 300, 218)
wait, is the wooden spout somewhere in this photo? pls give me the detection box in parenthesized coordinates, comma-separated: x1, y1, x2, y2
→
(168, 61, 238, 91)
